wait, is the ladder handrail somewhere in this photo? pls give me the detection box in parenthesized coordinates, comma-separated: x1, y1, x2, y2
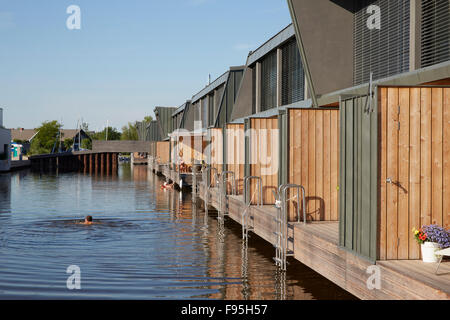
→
(219, 171, 236, 196)
(244, 176, 263, 207)
(279, 184, 306, 225)
(202, 166, 219, 189)
(274, 183, 307, 271)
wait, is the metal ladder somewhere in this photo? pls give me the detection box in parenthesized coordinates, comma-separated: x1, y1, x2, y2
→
(273, 184, 306, 271)
(202, 166, 218, 203)
(242, 176, 263, 240)
(218, 171, 236, 218)
(191, 162, 202, 197)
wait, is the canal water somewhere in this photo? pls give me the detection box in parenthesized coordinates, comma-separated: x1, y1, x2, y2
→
(0, 165, 355, 300)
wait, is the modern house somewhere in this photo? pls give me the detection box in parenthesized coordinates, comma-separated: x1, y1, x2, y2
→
(0, 108, 11, 172)
(11, 128, 91, 152)
(150, 0, 450, 299)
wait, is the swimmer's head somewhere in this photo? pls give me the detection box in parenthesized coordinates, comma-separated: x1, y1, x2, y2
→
(85, 216, 93, 222)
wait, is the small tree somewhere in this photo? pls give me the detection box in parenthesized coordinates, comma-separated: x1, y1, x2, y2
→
(81, 138, 92, 150)
(90, 127, 121, 141)
(29, 121, 63, 155)
(121, 122, 138, 141)
(64, 138, 74, 151)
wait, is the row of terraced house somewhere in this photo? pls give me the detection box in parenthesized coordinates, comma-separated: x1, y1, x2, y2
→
(139, 0, 450, 300)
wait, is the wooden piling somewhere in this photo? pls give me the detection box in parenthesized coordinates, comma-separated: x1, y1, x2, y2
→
(95, 154, 99, 173)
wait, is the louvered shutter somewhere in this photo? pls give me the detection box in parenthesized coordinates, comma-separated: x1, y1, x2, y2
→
(281, 39, 305, 105)
(353, 0, 410, 85)
(261, 50, 277, 111)
(421, 0, 450, 67)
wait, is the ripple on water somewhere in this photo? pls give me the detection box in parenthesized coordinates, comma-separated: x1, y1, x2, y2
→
(0, 167, 356, 300)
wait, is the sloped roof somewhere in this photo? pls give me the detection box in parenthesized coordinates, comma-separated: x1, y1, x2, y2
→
(10, 129, 38, 141)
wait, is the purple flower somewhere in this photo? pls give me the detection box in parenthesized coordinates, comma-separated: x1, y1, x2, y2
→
(422, 225, 450, 249)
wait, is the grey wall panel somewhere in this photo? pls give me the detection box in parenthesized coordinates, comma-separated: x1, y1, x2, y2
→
(183, 102, 196, 132)
(231, 67, 254, 122)
(339, 94, 378, 262)
(289, 0, 354, 95)
(155, 107, 177, 140)
(278, 110, 288, 187)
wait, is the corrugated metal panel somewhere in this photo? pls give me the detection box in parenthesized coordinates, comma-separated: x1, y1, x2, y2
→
(146, 121, 161, 142)
(261, 50, 277, 111)
(155, 107, 177, 140)
(339, 93, 378, 262)
(136, 122, 147, 141)
(208, 94, 215, 127)
(421, 0, 450, 67)
(353, 0, 410, 85)
(214, 69, 244, 128)
(281, 38, 305, 105)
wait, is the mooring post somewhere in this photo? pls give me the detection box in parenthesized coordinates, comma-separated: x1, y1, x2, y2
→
(106, 153, 111, 173)
(83, 154, 88, 173)
(100, 153, 104, 173)
(94, 153, 99, 173)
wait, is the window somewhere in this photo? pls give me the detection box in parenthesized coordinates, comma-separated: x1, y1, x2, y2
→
(260, 50, 277, 111)
(421, 0, 450, 67)
(353, 0, 410, 85)
(281, 38, 305, 105)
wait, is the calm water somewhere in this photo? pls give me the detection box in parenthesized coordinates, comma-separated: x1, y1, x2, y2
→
(0, 165, 355, 300)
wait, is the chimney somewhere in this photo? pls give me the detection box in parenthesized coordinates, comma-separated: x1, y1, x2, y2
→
(0, 108, 3, 128)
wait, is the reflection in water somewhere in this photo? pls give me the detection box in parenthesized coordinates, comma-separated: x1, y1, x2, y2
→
(0, 164, 355, 300)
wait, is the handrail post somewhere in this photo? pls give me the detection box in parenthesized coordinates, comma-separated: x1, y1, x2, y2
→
(244, 176, 263, 207)
(274, 184, 307, 271)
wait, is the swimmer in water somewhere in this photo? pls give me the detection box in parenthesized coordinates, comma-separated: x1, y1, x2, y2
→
(81, 215, 94, 225)
(161, 182, 174, 190)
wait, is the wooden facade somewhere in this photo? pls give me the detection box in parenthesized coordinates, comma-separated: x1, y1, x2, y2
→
(249, 117, 279, 205)
(155, 141, 170, 164)
(172, 136, 206, 166)
(288, 108, 340, 222)
(208, 128, 223, 186)
(379, 86, 450, 260)
(225, 124, 245, 195)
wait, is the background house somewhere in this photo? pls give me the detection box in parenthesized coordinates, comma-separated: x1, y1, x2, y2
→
(0, 108, 11, 172)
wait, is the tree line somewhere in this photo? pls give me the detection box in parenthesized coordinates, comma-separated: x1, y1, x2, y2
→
(22, 116, 153, 156)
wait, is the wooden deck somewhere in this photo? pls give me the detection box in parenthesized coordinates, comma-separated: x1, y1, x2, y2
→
(165, 174, 450, 300)
(294, 221, 450, 300)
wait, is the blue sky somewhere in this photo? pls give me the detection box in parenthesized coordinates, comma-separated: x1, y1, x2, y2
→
(0, 0, 291, 132)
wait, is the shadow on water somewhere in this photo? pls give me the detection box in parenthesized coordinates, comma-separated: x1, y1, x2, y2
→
(0, 165, 356, 300)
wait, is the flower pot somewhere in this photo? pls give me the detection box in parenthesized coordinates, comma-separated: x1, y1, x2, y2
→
(421, 242, 440, 263)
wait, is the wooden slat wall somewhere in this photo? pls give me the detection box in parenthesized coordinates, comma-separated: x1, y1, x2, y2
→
(288, 109, 340, 222)
(156, 142, 170, 164)
(379, 86, 450, 261)
(226, 124, 245, 194)
(175, 136, 205, 165)
(250, 117, 279, 205)
(209, 128, 223, 186)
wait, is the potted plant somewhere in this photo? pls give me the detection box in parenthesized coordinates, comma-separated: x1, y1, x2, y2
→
(413, 225, 450, 263)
